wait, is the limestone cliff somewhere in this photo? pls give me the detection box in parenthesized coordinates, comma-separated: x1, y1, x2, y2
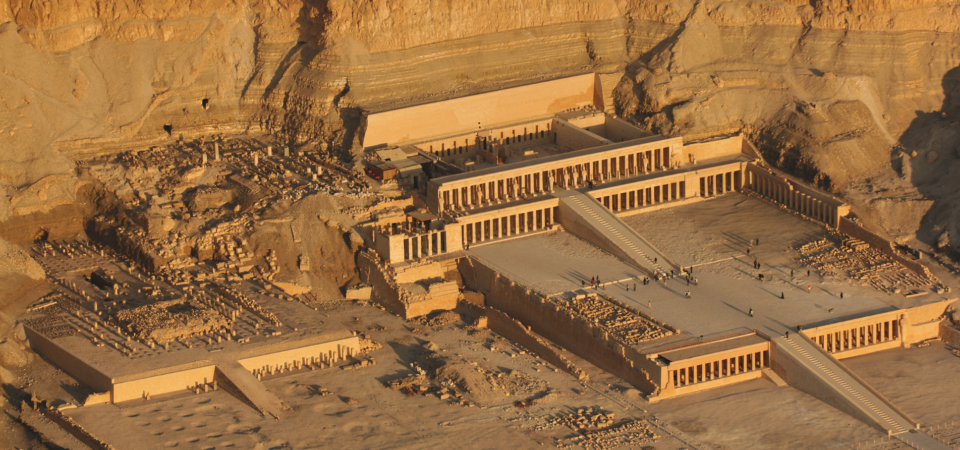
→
(3, 0, 960, 243)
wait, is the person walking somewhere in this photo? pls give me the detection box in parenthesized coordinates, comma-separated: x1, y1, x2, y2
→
(807, 269, 811, 276)
(633, 283, 636, 291)
(790, 269, 794, 277)
(748, 308, 754, 317)
(785, 331, 790, 339)
(780, 292, 785, 299)
(591, 276, 595, 285)
(840, 292, 844, 299)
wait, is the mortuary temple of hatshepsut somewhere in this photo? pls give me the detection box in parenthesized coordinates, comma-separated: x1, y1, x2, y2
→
(6, 72, 960, 450)
(353, 74, 957, 447)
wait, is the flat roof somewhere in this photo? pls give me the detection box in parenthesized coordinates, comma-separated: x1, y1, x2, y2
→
(657, 333, 768, 363)
(430, 135, 678, 185)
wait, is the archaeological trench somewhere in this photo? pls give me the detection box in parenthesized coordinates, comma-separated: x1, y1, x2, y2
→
(6, 1, 960, 449)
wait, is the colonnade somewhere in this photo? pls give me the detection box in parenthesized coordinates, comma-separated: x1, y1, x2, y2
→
(426, 123, 553, 158)
(809, 319, 900, 354)
(749, 167, 839, 226)
(597, 181, 685, 212)
(433, 144, 676, 213)
(699, 170, 742, 197)
(461, 207, 556, 245)
(402, 231, 449, 261)
(670, 349, 769, 388)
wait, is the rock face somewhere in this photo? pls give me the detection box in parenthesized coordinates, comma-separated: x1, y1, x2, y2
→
(3, 0, 960, 241)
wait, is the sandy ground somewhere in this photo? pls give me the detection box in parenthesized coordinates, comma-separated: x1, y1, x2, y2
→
(651, 379, 880, 450)
(62, 300, 690, 450)
(843, 342, 960, 427)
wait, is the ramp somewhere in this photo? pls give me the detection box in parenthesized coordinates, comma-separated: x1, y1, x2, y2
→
(215, 361, 287, 419)
(555, 190, 678, 276)
(774, 335, 945, 446)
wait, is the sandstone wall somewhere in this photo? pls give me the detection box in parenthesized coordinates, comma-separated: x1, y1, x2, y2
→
(458, 257, 659, 393)
(363, 74, 600, 148)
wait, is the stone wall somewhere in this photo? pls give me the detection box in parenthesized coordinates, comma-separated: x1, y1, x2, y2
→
(458, 257, 660, 394)
(837, 217, 934, 280)
(552, 118, 612, 150)
(681, 135, 744, 162)
(485, 307, 586, 380)
(363, 74, 600, 148)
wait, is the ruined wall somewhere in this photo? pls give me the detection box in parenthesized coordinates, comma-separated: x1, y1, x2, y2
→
(236, 337, 361, 373)
(459, 257, 659, 393)
(484, 307, 586, 380)
(837, 217, 934, 279)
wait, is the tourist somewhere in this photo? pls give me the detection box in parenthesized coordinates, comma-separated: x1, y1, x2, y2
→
(685, 291, 691, 298)
(780, 292, 784, 299)
(591, 277, 595, 284)
(633, 283, 636, 291)
(747, 248, 750, 255)
(790, 269, 794, 277)
(748, 308, 754, 317)
(807, 269, 811, 276)
(785, 331, 790, 339)
(840, 292, 844, 299)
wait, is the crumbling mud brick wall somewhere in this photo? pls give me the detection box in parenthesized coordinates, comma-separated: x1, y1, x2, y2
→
(459, 257, 660, 394)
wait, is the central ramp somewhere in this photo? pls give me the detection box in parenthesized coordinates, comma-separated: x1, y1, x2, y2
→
(555, 190, 678, 276)
(774, 335, 940, 443)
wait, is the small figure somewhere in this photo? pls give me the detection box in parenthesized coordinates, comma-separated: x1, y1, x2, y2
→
(633, 283, 636, 291)
(786, 331, 790, 339)
(780, 292, 784, 299)
(840, 292, 844, 299)
(685, 291, 691, 298)
(797, 325, 802, 331)
(807, 269, 811, 276)
(748, 308, 754, 317)
(790, 269, 794, 277)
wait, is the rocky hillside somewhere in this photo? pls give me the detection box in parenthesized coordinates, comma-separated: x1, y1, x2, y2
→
(2, 0, 960, 245)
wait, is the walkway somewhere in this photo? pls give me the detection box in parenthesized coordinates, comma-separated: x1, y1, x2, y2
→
(556, 190, 678, 276)
(778, 336, 926, 439)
